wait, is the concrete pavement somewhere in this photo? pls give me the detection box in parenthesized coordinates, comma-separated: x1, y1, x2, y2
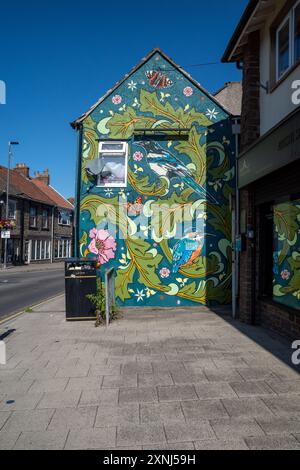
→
(0, 297, 300, 450)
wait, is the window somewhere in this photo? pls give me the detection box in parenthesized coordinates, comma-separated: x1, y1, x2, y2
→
(272, 198, 300, 311)
(42, 209, 49, 229)
(277, 18, 291, 79)
(260, 197, 300, 311)
(55, 239, 71, 259)
(8, 200, 17, 220)
(97, 141, 127, 187)
(295, 2, 300, 62)
(30, 240, 51, 261)
(29, 206, 37, 228)
(58, 209, 71, 226)
(276, 0, 300, 80)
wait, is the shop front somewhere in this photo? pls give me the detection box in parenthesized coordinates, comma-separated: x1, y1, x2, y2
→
(238, 108, 300, 337)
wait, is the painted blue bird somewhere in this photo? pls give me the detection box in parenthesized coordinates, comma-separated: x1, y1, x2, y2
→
(136, 141, 219, 204)
(172, 233, 204, 273)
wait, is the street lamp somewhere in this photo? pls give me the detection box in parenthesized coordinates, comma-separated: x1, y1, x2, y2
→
(3, 141, 19, 269)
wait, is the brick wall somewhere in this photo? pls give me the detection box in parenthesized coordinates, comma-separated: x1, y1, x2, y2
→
(238, 188, 255, 324)
(237, 30, 261, 324)
(259, 300, 300, 339)
(240, 30, 261, 153)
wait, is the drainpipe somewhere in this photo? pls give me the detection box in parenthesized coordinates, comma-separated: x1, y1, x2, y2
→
(20, 198, 25, 264)
(74, 124, 83, 258)
(51, 206, 55, 263)
(232, 118, 241, 319)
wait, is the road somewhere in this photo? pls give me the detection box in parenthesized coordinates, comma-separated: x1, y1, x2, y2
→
(0, 267, 64, 320)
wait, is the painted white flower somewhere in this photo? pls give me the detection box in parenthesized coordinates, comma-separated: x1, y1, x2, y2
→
(104, 189, 114, 198)
(132, 97, 140, 108)
(135, 289, 145, 302)
(206, 108, 219, 120)
(128, 80, 137, 91)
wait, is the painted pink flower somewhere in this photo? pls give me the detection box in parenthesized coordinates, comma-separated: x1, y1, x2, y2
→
(281, 269, 291, 281)
(183, 86, 193, 97)
(133, 151, 143, 162)
(112, 95, 122, 105)
(88, 228, 116, 265)
(160, 267, 170, 279)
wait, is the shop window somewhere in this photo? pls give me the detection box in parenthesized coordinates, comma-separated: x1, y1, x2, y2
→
(29, 240, 51, 261)
(55, 239, 71, 259)
(272, 198, 300, 310)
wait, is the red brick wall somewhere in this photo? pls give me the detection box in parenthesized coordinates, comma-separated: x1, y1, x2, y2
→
(240, 30, 261, 153)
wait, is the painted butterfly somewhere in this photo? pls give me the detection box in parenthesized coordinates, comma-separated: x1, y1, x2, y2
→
(124, 197, 143, 216)
(146, 70, 173, 89)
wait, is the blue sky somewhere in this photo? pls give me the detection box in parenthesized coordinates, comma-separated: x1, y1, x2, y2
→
(0, 0, 248, 198)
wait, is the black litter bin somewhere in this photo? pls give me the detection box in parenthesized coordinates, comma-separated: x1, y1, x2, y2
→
(65, 258, 98, 321)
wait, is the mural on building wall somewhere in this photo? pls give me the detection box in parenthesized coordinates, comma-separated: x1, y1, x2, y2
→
(77, 51, 236, 307)
(273, 199, 300, 311)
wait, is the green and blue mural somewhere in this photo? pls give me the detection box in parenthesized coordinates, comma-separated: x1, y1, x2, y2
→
(73, 49, 236, 308)
(273, 199, 300, 310)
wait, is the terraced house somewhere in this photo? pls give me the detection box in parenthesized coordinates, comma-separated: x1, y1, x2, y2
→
(0, 163, 74, 265)
(223, 0, 300, 337)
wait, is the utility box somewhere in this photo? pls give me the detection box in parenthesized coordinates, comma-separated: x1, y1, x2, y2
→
(65, 258, 97, 321)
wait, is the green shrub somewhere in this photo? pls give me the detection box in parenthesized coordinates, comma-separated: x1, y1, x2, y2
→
(86, 278, 118, 327)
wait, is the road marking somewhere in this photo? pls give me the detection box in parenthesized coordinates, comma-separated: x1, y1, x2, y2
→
(0, 292, 65, 326)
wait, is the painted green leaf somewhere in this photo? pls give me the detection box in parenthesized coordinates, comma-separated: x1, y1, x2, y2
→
(115, 261, 136, 301)
(106, 107, 159, 139)
(174, 127, 206, 184)
(274, 203, 300, 265)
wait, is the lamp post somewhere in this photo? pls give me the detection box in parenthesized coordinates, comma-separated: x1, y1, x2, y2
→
(3, 141, 19, 269)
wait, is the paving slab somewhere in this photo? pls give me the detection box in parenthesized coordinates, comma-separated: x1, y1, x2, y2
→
(0, 295, 299, 449)
(48, 407, 97, 430)
(138, 372, 174, 387)
(229, 381, 275, 398)
(14, 430, 69, 450)
(164, 422, 215, 443)
(95, 404, 139, 427)
(221, 397, 274, 419)
(195, 439, 248, 450)
(140, 402, 185, 424)
(28, 378, 68, 393)
(0, 411, 11, 430)
(157, 385, 198, 402)
(210, 417, 265, 439)
(3, 409, 54, 432)
(79, 389, 119, 407)
(194, 382, 237, 400)
(0, 430, 21, 450)
(256, 416, 300, 435)
(65, 376, 103, 391)
(37, 390, 81, 409)
(182, 399, 229, 420)
(119, 387, 158, 404)
(245, 435, 300, 450)
(117, 424, 165, 447)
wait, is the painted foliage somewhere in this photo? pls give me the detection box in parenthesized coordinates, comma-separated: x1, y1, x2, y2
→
(273, 199, 300, 310)
(78, 51, 236, 307)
